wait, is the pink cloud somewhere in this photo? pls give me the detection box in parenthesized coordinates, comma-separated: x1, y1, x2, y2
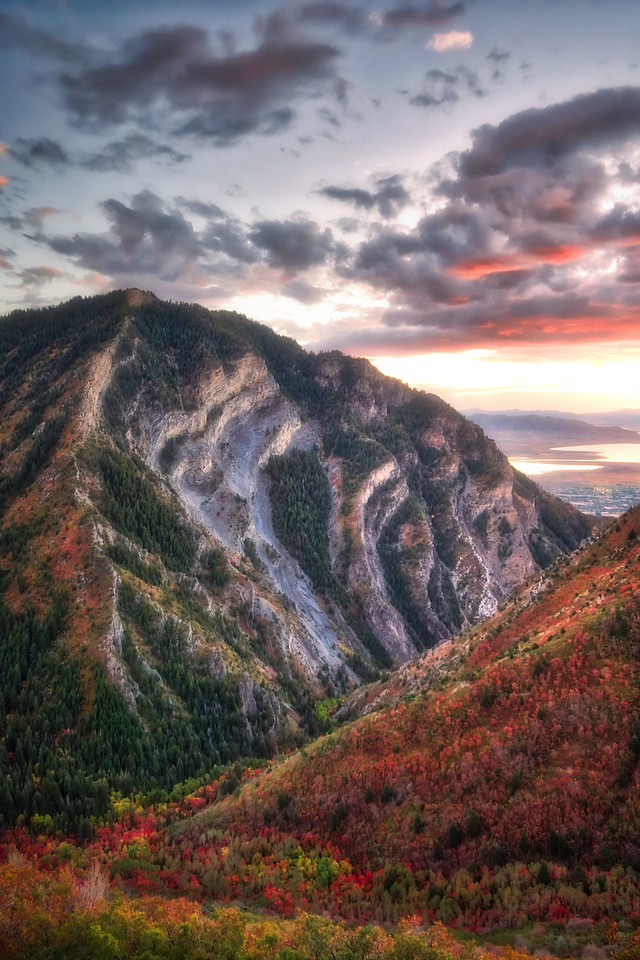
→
(427, 30, 473, 52)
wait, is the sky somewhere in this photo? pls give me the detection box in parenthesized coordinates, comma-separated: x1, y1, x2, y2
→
(2, 0, 640, 413)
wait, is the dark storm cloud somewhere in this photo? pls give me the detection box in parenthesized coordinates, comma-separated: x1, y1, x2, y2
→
(249, 218, 336, 271)
(320, 174, 410, 218)
(57, 22, 340, 144)
(383, 2, 465, 28)
(592, 207, 640, 243)
(459, 86, 640, 178)
(348, 223, 468, 303)
(201, 218, 260, 265)
(32, 191, 341, 289)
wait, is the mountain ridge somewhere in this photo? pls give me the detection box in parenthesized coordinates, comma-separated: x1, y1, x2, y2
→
(0, 289, 600, 832)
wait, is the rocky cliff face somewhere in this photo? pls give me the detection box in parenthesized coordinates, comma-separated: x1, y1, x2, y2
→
(0, 289, 601, 827)
(84, 292, 596, 685)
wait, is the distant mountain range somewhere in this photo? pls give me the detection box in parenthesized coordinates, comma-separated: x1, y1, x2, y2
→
(466, 408, 640, 431)
(466, 411, 640, 455)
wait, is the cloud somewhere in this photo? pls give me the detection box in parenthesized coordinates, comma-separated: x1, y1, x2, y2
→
(319, 174, 410, 217)
(296, 2, 368, 33)
(487, 48, 510, 64)
(38, 191, 216, 283)
(427, 30, 473, 52)
(179, 199, 227, 219)
(10, 137, 72, 168)
(409, 65, 484, 107)
(10, 134, 188, 173)
(23, 207, 63, 229)
(55, 22, 341, 145)
(249, 217, 336, 271)
(459, 86, 640, 178)
(448, 245, 588, 278)
(17, 266, 64, 287)
(335, 86, 640, 354)
(81, 135, 189, 172)
(0, 207, 63, 232)
(201, 217, 260, 265)
(30, 191, 337, 293)
(383, 3, 465, 28)
(281, 278, 327, 303)
(0, 12, 82, 61)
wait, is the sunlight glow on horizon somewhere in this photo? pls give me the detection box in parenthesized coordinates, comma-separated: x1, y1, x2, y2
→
(369, 347, 640, 413)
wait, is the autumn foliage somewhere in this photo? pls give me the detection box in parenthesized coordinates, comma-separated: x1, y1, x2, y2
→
(2, 503, 640, 954)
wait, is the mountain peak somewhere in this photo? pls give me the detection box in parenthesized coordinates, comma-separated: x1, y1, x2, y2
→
(121, 287, 157, 307)
(0, 291, 602, 834)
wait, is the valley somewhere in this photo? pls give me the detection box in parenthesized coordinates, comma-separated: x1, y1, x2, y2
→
(468, 411, 640, 516)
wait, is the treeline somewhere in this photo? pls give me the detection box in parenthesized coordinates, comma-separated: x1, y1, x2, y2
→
(0, 291, 125, 413)
(378, 495, 437, 650)
(266, 448, 392, 671)
(117, 580, 277, 769)
(98, 447, 194, 573)
(0, 410, 68, 516)
(266, 449, 337, 594)
(0, 575, 276, 832)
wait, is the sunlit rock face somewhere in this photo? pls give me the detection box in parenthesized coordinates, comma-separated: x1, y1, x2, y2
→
(83, 291, 594, 681)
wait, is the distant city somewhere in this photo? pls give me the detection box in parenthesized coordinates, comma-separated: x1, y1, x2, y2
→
(542, 483, 640, 517)
(465, 409, 640, 518)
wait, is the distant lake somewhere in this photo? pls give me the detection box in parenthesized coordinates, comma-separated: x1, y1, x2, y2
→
(510, 459, 604, 475)
(510, 441, 640, 476)
(552, 442, 640, 463)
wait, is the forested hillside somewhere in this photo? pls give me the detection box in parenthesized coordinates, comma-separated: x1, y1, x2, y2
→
(0, 290, 638, 959)
(57, 504, 637, 933)
(0, 289, 599, 835)
(2, 494, 640, 959)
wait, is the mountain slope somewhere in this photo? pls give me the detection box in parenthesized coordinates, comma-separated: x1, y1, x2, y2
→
(0, 289, 598, 831)
(164, 506, 640, 928)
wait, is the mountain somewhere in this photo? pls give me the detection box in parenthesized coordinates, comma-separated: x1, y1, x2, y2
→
(0, 289, 598, 832)
(163, 504, 640, 930)
(468, 412, 640, 452)
(465, 407, 640, 430)
(5, 492, 637, 956)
